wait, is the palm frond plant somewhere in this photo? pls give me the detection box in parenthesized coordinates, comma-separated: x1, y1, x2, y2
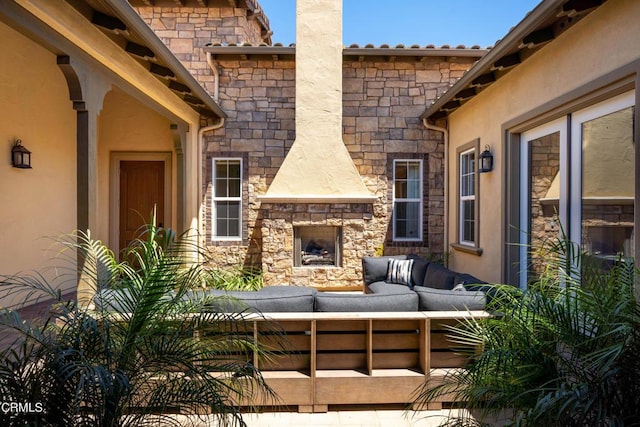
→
(413, 232, 640, 427)
(0, 222, 277, 426)
(206, 266, 263, 291)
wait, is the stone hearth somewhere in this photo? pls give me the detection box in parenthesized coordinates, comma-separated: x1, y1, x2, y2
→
(261, 203, 372, 288)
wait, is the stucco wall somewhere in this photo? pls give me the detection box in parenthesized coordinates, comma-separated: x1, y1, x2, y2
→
(0, 22, 76, 303)
(445, 0, 640, 283)
(97, 87, 177, 250)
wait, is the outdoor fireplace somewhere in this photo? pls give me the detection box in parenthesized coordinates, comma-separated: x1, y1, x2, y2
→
(294, 226, 342, 267)
(260, 203, 371, 288)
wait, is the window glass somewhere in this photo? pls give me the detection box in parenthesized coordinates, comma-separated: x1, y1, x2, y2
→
(393, 160, 422, 241)
(528, 131, 561, 280)
(459, 149, 476, 245)
(581, 106, 635, 262)
(462, 199, 475, 242)
(213, 159, 242, 240)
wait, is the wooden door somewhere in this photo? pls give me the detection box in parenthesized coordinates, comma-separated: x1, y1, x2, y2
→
(119, 160, 165, 253)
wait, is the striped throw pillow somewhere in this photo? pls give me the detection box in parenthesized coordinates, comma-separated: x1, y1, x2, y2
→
(386, 259, 414, 287)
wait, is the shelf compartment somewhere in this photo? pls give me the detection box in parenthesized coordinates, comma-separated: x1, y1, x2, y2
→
(315, 369, 425, 405)
(237, 370, 313, 408)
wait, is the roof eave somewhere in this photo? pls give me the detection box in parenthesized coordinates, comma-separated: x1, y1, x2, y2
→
(107, 0, 227, 119)
(203, 45, 488, 59)
(345, 47, 488, 58)
(421, 0, 566, 120)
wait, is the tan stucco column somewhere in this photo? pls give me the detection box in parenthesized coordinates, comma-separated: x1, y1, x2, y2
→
(183, 127, 199, 234)
(261, 0, 374, 202)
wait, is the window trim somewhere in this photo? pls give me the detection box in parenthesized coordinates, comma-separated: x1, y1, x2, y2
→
(392, 159, 423, 242)
(212, 157, 243, 241)
(453, 139, 482, 255)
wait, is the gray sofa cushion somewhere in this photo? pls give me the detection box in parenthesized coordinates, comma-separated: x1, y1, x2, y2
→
(368, 281, 416, 295)
(454, 273, 487, 286)
(407, 254, 430, 289)
(314, 291, 418, 312)
(362, 255, 406, 285)
(202, 286, 316, 313)
(423, 263, 456, 290)
(413, 286, 486, 311)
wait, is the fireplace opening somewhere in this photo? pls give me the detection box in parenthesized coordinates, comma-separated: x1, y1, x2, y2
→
(294, 226, 342, 267)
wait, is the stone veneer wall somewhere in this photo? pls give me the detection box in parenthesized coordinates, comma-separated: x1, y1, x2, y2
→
(203, 56, 477, 287)
(261, 203, 372, 287)
(133, 6, 266, 97)
(204, 59, 296, 271)
(131, 4, 479, 288)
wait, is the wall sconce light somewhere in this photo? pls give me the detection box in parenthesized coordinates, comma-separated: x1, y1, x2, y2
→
(479, 144, 493, 173)
(11, 139, 32, 169)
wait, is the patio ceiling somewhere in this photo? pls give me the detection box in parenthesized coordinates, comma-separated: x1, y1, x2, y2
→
(70, 0, 227, 119)
(422, 0, 607, 122)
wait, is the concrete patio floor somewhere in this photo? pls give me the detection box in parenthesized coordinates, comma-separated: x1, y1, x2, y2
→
(168, 408, 475, 426)
(242, 408, 467, 426)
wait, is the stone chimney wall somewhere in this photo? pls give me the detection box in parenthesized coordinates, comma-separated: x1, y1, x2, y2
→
(134, 6, 266, 96)
(131, 4, 480, 288)
(204, 55, 476, 286)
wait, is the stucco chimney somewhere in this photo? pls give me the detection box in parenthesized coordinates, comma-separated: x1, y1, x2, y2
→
(261, 0, 375, 203)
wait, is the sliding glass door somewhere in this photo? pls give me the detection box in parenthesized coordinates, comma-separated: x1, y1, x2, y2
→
(518, 91, 635, 287)
(572, 92, 635, 268)
(520, 119, 566, 287)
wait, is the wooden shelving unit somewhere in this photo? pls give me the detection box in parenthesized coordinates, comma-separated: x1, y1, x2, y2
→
(206, 311, 489, 413)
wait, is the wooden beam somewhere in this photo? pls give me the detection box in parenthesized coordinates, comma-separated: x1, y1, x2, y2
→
(149, 63, 175, 79)
(183, 94, 205, 106)
(453, 87, 477, 101)
(493, 52, 521, 70)
(521, 26, 555, 48)
(471, 72, 496, 87)
(168, 80, 192, 94)
(125, 41, 155, 61)
(562, 0, 604, 16)
(91, 10, 127, 34)
(441, 100, 460, 111)
(429, 111, 448, 121)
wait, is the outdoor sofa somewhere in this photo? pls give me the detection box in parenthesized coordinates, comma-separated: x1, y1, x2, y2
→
(163, 254, 489, 313)
(94, 255, 490, 413)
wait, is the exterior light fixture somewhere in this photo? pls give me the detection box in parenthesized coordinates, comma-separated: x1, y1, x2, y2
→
(11, 139, 32, 169)
(479, 145, 493, 173)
